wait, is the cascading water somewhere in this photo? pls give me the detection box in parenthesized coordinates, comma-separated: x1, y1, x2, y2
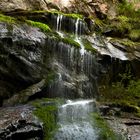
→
(54, 100, 98, 140)
(47, 14, 99, 99)
(56, 14, 64, 37)
(46, 14, 100, 139)
(75, 18, 85, 55)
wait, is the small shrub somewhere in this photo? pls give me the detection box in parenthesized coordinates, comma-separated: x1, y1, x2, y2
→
(118, 0, 140, 18)
(91, 113, 123, 140)
(127, 80, 140, 99)
(129, 29, 140, 41)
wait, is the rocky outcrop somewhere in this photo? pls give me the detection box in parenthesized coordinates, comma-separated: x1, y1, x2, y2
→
(0, 0, 117, 19)
(0, 16, 140, 105)
(0, 105, 43, 140)
(0, 22, 47, 105)
(0, 0, 48, 12)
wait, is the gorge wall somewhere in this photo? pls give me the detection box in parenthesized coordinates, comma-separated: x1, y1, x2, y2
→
(0, 0, 140, 140)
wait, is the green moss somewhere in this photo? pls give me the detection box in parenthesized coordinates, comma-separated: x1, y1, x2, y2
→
(110, 38, 140, 48)
(94, 18, 106, 28)
(32, 98, 61, 140)
(99, 79, 140, 116)
(129, 29, 140, 42)
(26, 20, 51, 32)
(0, 14, 16, 23)
(82, 39, 97, 53)
(48, 10, 83, 19)
(110, 17, 132, 36)
(64, 13, 83, 19)
(62, 38, 81, 48)
(91, 113, 123, 140)
(32, 10, 83, 19)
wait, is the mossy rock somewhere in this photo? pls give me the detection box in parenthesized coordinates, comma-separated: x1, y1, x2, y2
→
(26, 20, 51, 32)
(0, 14, 16, 23)
(110, 102, 139, 113)
(110, 38, 140, 50)
(81, 38, 97, 54)
(91, 112, 123, 140)
(32, 98, 63, 140)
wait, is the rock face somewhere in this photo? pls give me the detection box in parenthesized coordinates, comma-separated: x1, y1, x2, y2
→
(0, 0, 117, 18)
(0, 105, 43, 140)
(0, 14, 140, 106)
(0, 22, 47, 105)
(0, 0, 48, 12)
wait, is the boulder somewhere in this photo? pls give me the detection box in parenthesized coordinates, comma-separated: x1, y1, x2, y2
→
(0, 105, 43, 140)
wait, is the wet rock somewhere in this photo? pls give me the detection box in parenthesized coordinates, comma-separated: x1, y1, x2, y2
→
(6, 11, 89, 35)
(0, 105, 43, 140)
(99, 105, 110, 115)
(0, 22, 47, 105)
(3, 79, 46, 106)
(105, 116, 140, 140)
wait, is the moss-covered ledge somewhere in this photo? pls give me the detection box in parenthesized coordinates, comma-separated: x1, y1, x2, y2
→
(19, 10, 84, 20)
(31, 98, 63, 140)
(0, 14, 17, 23)
(3, 10, 89, 35)
(0, 14, 52, 33)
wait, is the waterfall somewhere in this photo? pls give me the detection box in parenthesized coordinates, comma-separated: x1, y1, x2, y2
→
(75, 18, 79, 36)
(56, 14, 64, 37)
(56, 14, 63, 31)
(44, 12, 101, 140)
(75, 18, 85, 55)
(54, 100, 98, 140)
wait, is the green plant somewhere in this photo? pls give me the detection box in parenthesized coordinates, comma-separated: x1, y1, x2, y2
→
(127, 80, 140, 99)
(129, 29, 140, 41)
(91, 113, 123, 140)
(32, 98, 59, 140)
(118, 0, 140, 18)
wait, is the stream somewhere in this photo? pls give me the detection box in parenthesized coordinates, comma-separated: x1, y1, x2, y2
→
(54, 100, 97, 140)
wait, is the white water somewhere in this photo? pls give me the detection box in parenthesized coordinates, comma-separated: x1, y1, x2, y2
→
(75, 18, 85, 55)
(56, 14, 64, 37)
(54, 100, 97, 140)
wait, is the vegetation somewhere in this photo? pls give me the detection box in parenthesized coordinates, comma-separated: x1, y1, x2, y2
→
(0, 14, 51, 33)
(48, 10, 83, 19)
(82, 38, 97, 53)
(118, 0, 140, 19)
(0, 14, 16, 23)
(91, 112, 123, 140)
(99, 73, 140, 116)
(32, 98, 61, 140)
(129, 29, 140, 42)
(110, 38, 140, 49)
(62, 37, 81, 48)
(26, 20, 51, 32)
(31, 10, 83, 19)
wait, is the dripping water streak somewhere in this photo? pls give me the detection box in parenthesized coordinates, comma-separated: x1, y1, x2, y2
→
(56, 14, 64, 37)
